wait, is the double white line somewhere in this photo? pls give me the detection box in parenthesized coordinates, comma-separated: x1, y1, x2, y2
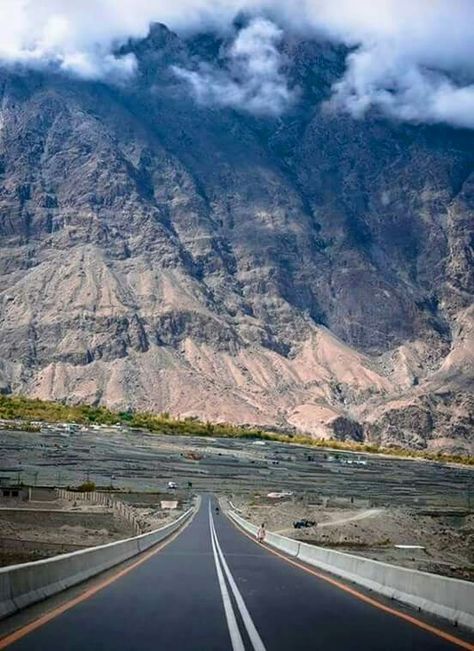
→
(209, 503, 266, 651)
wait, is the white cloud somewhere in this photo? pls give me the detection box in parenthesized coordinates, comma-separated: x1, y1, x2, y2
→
(330, 52, 474, 129)
(314, 0, 474, 128)
(172, 18, 295, 116)
(0, 0, 473, 126)
(0, 0, 143, 79)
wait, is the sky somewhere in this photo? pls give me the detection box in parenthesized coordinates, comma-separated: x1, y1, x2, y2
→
(0, 0, 473, 128)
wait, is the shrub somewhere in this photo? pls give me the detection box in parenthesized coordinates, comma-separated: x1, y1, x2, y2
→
(77, 481, 96, 492)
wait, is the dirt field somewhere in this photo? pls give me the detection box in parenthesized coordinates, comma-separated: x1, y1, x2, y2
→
(0, 487, 187, 567)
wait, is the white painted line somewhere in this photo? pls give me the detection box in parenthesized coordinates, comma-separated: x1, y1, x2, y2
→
(208, 503, 245, 651)
(210, 508, 267, 651)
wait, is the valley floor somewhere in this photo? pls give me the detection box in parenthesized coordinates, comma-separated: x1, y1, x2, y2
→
(0, 426, 472, 580)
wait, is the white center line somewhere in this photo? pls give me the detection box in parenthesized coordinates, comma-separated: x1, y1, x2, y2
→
(210, 505, 267, 651)
(209, 502, 245, 651)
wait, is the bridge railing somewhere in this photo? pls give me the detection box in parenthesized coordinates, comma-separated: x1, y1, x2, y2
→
(228, 509, 474, 631)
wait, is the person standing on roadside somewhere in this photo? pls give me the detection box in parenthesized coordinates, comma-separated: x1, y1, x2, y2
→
(257, 523, 266, 542)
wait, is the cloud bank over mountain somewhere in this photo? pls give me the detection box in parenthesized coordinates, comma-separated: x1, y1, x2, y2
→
(172, 18, 296, 116)
(0, 0, 473, 126)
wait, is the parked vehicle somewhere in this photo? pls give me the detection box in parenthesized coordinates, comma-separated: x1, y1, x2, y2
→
(167, 481, 177, 489)
(293, 519, 316, 529)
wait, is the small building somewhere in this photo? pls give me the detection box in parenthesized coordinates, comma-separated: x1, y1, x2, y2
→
(0, 478, 29, 501)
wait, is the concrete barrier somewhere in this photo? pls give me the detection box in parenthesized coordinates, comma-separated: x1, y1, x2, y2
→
(0, 505, 195, 620)
(264, 531, 301, 558)
(228, 510, 474, 631)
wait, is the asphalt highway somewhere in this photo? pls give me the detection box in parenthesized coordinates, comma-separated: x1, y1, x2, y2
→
(1, 496, 471, 651)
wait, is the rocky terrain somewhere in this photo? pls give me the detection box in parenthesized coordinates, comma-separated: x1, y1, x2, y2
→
(0, 24, 472, 453)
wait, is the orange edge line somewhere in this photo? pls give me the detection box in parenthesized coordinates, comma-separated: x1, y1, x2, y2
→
(0, 511, 195, 650)
(228, 515, 474, 651)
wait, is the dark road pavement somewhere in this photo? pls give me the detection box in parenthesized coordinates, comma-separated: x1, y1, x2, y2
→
(1, 496, 471, 650)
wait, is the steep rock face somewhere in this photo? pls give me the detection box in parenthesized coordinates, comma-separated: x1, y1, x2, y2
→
(0, 25, 472, 453)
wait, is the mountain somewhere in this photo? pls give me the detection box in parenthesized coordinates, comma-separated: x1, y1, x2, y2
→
(0, 24, 472, 453)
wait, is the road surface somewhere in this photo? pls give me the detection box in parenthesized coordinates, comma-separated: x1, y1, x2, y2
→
(1, 496, 471, 650)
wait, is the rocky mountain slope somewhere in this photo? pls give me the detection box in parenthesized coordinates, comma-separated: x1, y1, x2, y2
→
(0, 24, 472, 453)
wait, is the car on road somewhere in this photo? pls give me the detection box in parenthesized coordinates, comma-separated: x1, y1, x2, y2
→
(293, 519, 316, 529)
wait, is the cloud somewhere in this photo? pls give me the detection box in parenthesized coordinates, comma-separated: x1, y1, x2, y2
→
(0, 0, 473, 127)
(330, 53, 474, 129)
(313, 0, 474, 129)
(0, 0, 144, 80)
(172, 18, 296, 116)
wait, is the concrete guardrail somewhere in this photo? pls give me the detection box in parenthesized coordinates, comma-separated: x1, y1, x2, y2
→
(228, 510, 474, 631)
(0, 505, 196, 620)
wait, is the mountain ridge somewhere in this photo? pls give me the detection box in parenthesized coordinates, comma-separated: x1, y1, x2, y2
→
(0, 23, 472, 453)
